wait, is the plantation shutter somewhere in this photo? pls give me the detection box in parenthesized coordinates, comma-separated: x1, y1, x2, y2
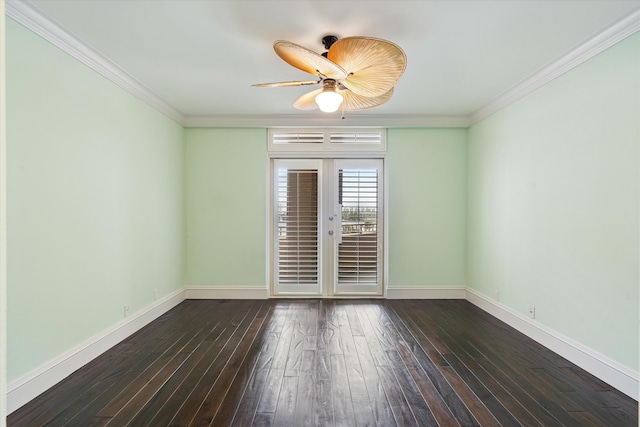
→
(337, 167, 380, 286)
(275, 165, 320, 292)
(268, 128, 386, 153)
(329, 131, 383, 145)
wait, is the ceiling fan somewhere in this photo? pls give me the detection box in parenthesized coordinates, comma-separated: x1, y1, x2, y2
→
(253, 35, 407, 113)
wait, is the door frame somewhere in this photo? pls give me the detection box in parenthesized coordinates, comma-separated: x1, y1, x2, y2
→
(267, 155, 388, 298)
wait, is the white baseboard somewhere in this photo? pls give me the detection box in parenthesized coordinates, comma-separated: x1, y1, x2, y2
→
(386, 286, 466, 299)
(184, 286, 269, 300)
(6, 288, 186, 414)
(465, 288, 639, 400)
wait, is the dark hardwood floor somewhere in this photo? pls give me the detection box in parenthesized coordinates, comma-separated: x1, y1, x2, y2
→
(8, 299, 638, 426)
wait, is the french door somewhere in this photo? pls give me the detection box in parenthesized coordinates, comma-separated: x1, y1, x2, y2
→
(272, 158, 384, 297)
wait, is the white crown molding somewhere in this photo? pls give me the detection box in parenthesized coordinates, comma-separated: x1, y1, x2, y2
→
(5, 0, 185, 125)
(466, 288, 639, 400)
(182, 114, 471, 128)
(470, 7, 640, 125)
(6, 288, 186, 414)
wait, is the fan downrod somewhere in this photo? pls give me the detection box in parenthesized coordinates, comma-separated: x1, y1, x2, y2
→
(322, 35, 338, 50)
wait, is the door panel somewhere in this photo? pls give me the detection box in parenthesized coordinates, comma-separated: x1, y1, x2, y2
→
(334, 160, 383, 295)
(273, 160, 321, 295)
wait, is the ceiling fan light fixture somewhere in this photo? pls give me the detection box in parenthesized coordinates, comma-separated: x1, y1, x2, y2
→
(315, 79, 343, 112)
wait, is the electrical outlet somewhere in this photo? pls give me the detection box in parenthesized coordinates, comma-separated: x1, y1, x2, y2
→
(124, 305, 130, 318)
(528, 305, 535, 319)
(153, 288, 158, 300)
(494, 290, 500, 302)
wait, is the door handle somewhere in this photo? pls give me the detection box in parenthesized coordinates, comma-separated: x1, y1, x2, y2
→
(336, 206, 342, 244)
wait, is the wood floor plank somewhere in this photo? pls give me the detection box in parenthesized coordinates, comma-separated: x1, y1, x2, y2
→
(293, 350, 316, 426)
(326, 303, 344, 355)
(313, 379, 334, 426)
(272, 375, 299, 426)
(255, 367, 285, 416)
(330, 354, 357, 427)
(252, 412, 275, 426)
(344, 302, 365, 337)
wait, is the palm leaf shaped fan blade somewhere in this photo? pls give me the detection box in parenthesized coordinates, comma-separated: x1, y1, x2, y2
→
(252, 40, 347, 88)
(252, 80, 319, 88)
(273, 40, 347, 80)
(327, 37, 406, 98)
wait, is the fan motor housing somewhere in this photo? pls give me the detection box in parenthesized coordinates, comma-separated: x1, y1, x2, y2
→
(322, 35, 338, 49)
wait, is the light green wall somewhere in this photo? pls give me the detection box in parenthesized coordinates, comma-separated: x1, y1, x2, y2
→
(467, 33, 639, 370)
(184, 128, 267, 287)
(183, 128, 467, 290)
(387, 128, 467, 287)
(7, 19, 185, 382)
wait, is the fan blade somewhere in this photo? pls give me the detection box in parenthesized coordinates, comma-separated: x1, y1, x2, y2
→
(293, 88, 323, 111)
(341, 87, 394, 111)
(274, 40, 347, 80)
(252, 80, 319, 88)
(293, 87, 394, 111)
(327, 37, 406, 98)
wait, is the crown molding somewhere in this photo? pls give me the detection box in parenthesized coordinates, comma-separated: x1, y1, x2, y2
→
(470, 7, 640, 125)
(5, 0, 185, 125)
(182, 113, 471, 128)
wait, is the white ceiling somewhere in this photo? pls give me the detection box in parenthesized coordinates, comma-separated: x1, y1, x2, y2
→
(8, 0, 640, 126)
